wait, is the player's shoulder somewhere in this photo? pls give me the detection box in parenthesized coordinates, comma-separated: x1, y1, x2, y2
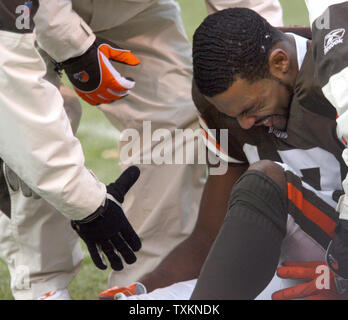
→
(294, 44, 337, 119)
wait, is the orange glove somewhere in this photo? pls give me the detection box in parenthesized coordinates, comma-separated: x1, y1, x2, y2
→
(98, 282, 146, 300)
(272, 261, 348, 300)
(57, 37, 140, 106)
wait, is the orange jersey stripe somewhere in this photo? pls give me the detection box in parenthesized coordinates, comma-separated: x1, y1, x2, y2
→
(200, 128, 226, 154)
(288, 183, 336, 238)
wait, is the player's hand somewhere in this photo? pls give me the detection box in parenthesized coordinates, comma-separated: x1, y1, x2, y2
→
(57, 37, 140, 105)
(326, 219, 348, 279)
(272, 261, 348, 300)
(98, 282, 147, 300)
(71, 166, 142, 271)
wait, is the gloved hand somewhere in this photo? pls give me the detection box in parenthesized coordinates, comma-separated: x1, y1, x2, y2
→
(98, 282, 147, 300)
(272, 261, 348, 300)
(326, 219, 348, 279)
(71, 166, 141, 271)
(4, 161, 40, 199)
(56, 37, 141, 105)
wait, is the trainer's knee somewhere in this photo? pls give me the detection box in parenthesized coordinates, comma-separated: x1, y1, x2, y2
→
(248, 160, 287, 196)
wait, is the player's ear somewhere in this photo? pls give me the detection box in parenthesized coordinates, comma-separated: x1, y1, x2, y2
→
(268, 48, 290, 78)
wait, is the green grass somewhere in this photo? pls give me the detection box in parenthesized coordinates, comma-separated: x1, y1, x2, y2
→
(0, 268, 12, 300)
(68, 243, 111, 300)
(280, 0, 309, 26)
(0, 0, 309, 300)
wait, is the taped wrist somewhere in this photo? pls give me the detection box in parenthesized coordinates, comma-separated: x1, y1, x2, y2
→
(227, 169, 288, 240)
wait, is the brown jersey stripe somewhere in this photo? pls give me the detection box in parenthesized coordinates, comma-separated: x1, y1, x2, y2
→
(287, 182, 336, 238)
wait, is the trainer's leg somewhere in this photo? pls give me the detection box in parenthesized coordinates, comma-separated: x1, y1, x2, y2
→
(205, 0, 283, 26)
(0, 3, 84, 300)
(0, 162, 83, 300)
(191, 160, 288, 300)
(0, 59, 84, 300)
(89, 0, 206, 286)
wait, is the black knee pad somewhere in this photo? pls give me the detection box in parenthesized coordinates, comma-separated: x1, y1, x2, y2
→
(228, 170, 288, 239)
(248, 160, 288, 194)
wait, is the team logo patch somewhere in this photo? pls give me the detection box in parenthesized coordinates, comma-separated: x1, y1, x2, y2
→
(74, 71, 90, 83)
(324, 28, 345, 55)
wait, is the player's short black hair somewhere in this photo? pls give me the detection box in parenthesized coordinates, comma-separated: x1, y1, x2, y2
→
(193, 8, 287, 97)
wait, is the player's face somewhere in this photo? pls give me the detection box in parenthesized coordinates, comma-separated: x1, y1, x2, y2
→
(205, 76, 293, 131)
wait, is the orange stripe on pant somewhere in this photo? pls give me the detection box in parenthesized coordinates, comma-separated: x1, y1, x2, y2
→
(287, 183, 336, 238)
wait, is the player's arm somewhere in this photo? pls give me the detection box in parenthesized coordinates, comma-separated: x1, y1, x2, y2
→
(34, 0, 140, 105)
(305, 1, 348, 200)
(304, 0, 348, 279)
(305, 0, 348, 135)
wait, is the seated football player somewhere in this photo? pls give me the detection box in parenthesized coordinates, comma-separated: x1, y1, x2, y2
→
(99, 8, 348, 300)
(190, 7, 348, 299)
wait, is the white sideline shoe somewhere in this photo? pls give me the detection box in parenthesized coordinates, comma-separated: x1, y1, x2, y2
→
(36, 288, 71, 300)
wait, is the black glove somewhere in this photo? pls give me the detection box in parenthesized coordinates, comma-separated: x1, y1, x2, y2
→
(326, 219, 348, 279)
(71, 166, 141, 271)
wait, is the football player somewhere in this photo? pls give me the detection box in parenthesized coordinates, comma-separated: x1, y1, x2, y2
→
(190, 7, 348, 299)
(0, 0, 284, 300)
(303, 0, 348, 283)
(102, 7, 348, 300)
(268, 0, 348, 300)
